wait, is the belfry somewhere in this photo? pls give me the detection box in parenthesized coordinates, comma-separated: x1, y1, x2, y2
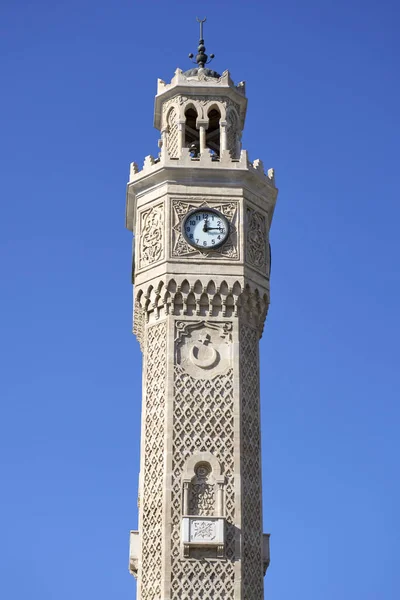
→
(126, 20, 278, 599)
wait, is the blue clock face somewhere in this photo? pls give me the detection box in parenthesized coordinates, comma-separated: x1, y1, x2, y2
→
(183, 209, 230, 249)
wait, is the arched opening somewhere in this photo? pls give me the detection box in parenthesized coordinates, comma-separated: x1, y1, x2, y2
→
(206, 108, 221, 157)
(184, 107, 199, 154)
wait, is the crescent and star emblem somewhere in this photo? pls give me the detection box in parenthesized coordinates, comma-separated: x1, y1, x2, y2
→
(189, 332, 219, 369)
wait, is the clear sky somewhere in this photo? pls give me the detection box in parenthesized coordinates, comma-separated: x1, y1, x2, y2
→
(1, 0, 399, 598)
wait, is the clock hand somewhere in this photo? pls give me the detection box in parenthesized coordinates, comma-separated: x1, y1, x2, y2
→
(203, 218, 209, 232)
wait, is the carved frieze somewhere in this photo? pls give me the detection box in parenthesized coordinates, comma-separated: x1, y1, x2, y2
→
(133, 278, 270, 337)
(172, 198, 238, 259)
(246, 207, 267, 271)
(162, 94, 241, 120)
(175, 320, 232, 380)
(139, 203, 164, 269)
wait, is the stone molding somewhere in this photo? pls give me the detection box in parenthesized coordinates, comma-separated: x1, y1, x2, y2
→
(128, 147, 275, 184)
(126, 151, 277, 235)
(157, 68, 246, 96)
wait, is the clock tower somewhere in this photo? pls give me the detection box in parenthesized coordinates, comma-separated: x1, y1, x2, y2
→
(126, 23, 278, 600)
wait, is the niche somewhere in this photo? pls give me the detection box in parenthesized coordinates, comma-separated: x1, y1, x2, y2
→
(182, 453, 225, 518)
(181, 454, 226, 559)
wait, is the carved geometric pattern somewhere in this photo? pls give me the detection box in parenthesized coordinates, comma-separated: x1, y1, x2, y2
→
(167, 107, 179, 158)
(170, 338, 235, 598)
(240, 325, 264, 599)
(191, 519, 215, 540)
(226, 109, 239, 158)
(189, 465, 215, 516)
(139, 321, 167, 600)
(133, 297, 145, 350)
(246, 207, 267, 270)
(172, 198, 238, 259)
(139, 203, 164, 269)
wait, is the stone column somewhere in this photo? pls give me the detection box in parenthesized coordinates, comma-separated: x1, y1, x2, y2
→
(196, 119, 209, 154)
(220, 120, 227, 154)
(217, 482, 224, 517)
(178, 120, 185, 155)
(160, 128, 168, 160)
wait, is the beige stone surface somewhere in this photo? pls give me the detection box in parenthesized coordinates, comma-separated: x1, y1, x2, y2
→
(126, 66, 277, 599)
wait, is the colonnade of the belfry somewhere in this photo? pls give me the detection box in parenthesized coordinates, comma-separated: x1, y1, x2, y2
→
(160, 94, 241, 159)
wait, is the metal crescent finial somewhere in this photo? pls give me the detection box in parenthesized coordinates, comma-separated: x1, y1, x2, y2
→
(196, 16, 206, 41)
(188, 17, 215, 69)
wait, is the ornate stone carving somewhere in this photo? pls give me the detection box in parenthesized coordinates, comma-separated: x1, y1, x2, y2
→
(162, 94, 240, 119)
(170, 352, 235, 597)
(189, 463, 215, 516)
(139, 203, 164, 269)
(240, 325, 264, 599)
(139, 321, 167, 600)
(226, 108, 239, 158)
(175, 320, 232, 379)
(191, 519, 216, 540)
(172, 198, 238, 259)
(166, 106, 179, 158)
(133, 278, 270, 337)
(194, 95, 241, 119)
(246, 207, 267, 270)
(133, 296, 145, 350)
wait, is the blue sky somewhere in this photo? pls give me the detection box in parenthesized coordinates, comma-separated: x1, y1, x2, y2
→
(1, 1, 399, 598)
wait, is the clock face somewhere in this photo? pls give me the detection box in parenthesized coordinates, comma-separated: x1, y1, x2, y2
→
(183, 209, 230, 250)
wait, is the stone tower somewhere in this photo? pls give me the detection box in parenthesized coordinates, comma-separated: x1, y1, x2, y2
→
(126, 25, 278, 600)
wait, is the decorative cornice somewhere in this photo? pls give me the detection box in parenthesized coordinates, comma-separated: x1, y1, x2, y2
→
(133, 277, 269, 347)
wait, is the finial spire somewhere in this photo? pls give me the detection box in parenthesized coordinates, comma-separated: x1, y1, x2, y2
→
(197, 16, 206, 40)
(188, 16, 215, 69)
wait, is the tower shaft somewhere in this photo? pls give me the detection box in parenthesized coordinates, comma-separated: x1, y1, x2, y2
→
(127, 64, 277, 600)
